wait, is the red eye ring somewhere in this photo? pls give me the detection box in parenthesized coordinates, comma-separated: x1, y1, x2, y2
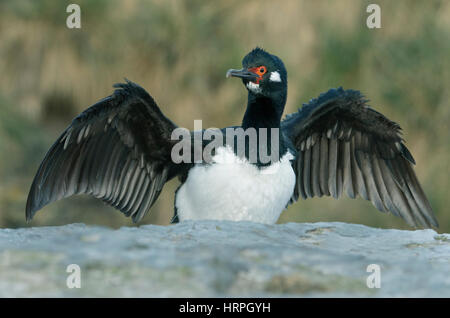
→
(248, 66, 267, 83)
(255, 66, 267, 76)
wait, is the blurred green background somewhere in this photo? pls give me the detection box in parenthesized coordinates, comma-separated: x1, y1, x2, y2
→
(0, 0, 449, 231)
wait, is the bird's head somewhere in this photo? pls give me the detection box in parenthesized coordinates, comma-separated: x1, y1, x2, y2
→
(226, 47, 287, 100)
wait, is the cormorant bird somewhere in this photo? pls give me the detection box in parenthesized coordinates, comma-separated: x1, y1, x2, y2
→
(26, 48, 438, 228)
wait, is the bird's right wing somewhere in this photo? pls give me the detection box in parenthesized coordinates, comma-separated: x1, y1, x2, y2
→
(26, 80, 188, 223)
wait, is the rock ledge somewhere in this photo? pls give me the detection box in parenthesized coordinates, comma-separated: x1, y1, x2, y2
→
(0, 221, 449, 297)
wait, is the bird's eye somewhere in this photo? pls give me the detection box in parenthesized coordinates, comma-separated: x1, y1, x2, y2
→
(248, 66, 267, 83)
(257, 66, 267, 75)
(249, 66, 267, 77)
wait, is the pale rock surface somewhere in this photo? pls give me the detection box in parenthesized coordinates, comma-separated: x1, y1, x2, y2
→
(0, 221, 449, 297)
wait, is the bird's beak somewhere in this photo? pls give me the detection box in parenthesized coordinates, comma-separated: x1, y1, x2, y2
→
(226, 68, 258, 81)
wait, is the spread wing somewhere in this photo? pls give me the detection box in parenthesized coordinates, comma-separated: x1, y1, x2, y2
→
(281, 87, 438, 228)
(26, 80, 188, 223)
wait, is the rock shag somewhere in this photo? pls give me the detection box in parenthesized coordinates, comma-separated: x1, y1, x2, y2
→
(26, 48, 438, 228)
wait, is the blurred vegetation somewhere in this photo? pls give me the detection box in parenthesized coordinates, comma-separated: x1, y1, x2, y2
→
(0, 0, 449, 231)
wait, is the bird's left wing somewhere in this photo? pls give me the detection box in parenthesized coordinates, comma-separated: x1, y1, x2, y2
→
(281, 87, 438, 228)
(26, 80, 188, 223)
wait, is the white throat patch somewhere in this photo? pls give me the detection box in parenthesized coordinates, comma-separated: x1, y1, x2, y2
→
(269, 71, 281, 82)
(246, 81, 262, 94)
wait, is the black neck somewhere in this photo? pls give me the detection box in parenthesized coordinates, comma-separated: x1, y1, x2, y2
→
(241, 93, 285, 130)
(236, 91, 288, 167)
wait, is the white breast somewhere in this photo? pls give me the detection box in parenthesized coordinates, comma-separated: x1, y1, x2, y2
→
(175, 146, 296, 224)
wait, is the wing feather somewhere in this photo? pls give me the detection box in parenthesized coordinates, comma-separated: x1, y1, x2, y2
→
(319, 134, 330, 196)
(303, 147, 312, 198)
(311, 136, 322, 197)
